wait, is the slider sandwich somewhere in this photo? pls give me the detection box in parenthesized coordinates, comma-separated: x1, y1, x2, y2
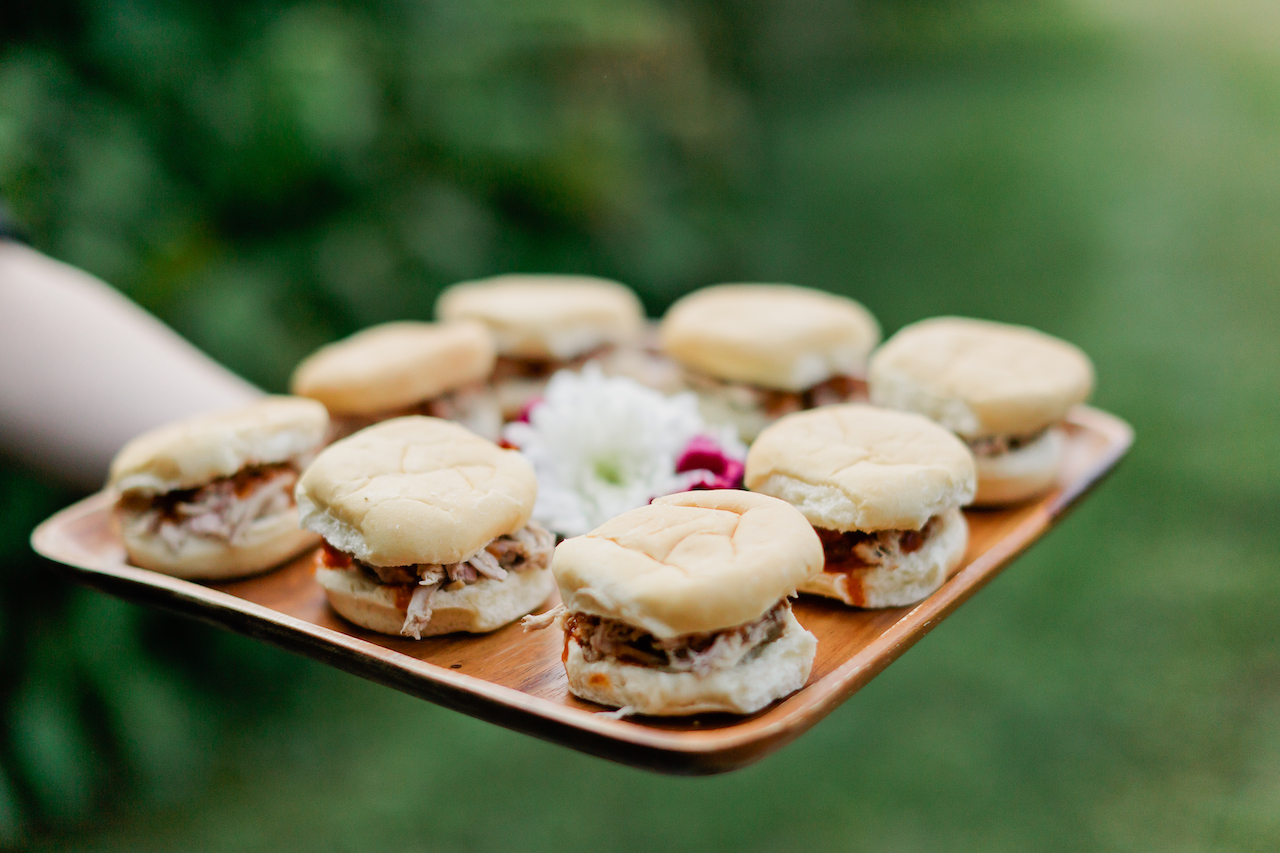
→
(296, 417, 555, 638)
(745, 405, 976, 608)
(435, 274, 646, 418)
(108, 396, 329, 579)
(536, 490, 822, 716)
(290, 320, 500, 441)
(658, 284, 880, 441)
(868, 317, 1094, 505)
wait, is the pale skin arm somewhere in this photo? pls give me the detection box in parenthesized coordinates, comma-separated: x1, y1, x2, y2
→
(0, 241, 263, 490)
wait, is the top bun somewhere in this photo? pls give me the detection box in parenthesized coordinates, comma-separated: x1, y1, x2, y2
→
(435, 274, 645, 360)
(745, 404, 976, 532)
(868, 317, 1094, 437)
(295, 417, 536, 567)
(659, 284, 881, 391)
(108, 396, 329, 496)
(290, 321, 495, 415)
(551, 490, 822, 638)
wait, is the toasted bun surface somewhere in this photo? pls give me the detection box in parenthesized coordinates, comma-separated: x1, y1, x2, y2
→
(290, 321, 495, 415)
(435, 274, 645, 360)
(973, 426, 1065, 506)
(868, 317, 1094, 437)
(108, 397, 329, 496)
(551, 490, 822, 639)
(799, 506, 968, 608)
(745, 404, 976, 532)
(659, 284, 881, 391)
(316, 564, 555, 637)
(120, 509, 318, 580)
(295, 417, 536, 567)
(564, 607, 816, 715)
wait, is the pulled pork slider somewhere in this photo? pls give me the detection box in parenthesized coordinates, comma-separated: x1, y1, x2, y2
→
(541, 490, 822, 716)
(290, 320, 500, 441)
(296, 416, 554, 638)
(658, 283, 880, 441)
(108, 396, 329, 580)
(745, 405, 976, 608)
(435, 274, 646, 418)
(868, 317, 1094, 505)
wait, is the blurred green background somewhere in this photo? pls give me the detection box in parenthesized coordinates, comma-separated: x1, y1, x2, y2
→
(2, 0, 1279, 849)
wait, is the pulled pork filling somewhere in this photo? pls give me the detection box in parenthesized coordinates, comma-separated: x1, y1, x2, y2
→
(564, 601, 790, 675)
(120, 464, 300, 552)
(817, 515, 942, 573)
(489, 347, 613, 383)
(966, 427, 1050, 458)
(329, 380, 496, 440)
(683, 369, 867, 419)
(320, 521, 555, 639)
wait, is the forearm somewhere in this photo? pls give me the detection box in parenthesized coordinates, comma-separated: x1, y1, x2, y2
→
(0, 242, 262, 489)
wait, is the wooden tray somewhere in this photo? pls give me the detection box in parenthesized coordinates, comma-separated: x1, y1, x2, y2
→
(31, 406, 1131, 776)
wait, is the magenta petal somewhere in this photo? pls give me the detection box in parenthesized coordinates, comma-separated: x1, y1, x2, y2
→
(676, 435, 734, 475)
(515, 397, 544, 424)
(717, 458, 745, 488)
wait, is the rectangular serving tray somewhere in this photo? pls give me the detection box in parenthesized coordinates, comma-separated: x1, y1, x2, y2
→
(31, 406, 1132, 776)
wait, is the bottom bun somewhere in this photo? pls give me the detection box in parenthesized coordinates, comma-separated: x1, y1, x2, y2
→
(564, 608, 816, 716)
(121, 509, 318, 580)
(494, 376, 548, 421)
(316, 563, 555, 637)
(973, 426, 1065, 506)
(800, 506, 968, 608)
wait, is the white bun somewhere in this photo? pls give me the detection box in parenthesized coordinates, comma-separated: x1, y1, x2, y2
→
(491, 375, 549, 421)
(436, 274, 645, 360)
(684, 381, 774, 444)
(973, 426, 1065, 506)
(108, 397, 328, 495)
(120, 508, 318, 580)
(868, 316, 1094, 438)
(799, 506, 968, 608)
(316, 565, 555, 636)
(290, 321, 495, 416)
(745, 404, 976, 532)
(659, 284, 880, 391)
(564, 607, 816, 715)
(551, 490, 822, 638)
(295, 417, 536, 567)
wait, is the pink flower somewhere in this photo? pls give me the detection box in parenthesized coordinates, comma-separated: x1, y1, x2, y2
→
(675, 435, 745, 491)
(515, 397, 543, 424)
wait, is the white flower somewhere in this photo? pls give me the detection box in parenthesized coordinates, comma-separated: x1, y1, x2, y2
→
(503, 364, 743, 537)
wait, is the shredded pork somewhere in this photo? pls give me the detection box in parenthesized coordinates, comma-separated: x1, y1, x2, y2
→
(329, 381, 498, 441)
(966, 427, 1050, 458)
(561, 601, 790, 675)
(123, 464, 300, 551)
(321, 522, 556, 639)
(489, 348, 612, 382)
(817, 515, 941, 573)
(684, 369, 867, 418)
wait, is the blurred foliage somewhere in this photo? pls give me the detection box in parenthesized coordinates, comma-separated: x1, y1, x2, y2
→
(2, 0, 1279, 850)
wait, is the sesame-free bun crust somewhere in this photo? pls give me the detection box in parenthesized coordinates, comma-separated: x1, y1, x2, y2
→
(551, 490, 823, 639)
(869, 316, 1094, 438)
(659, 284, 881, 391)
(436, 274, 645, 360)
(973, 426, 1065, 506)
(290, 321, 495, 416)
(295, 417, 536, 567)
(108, 397, 329, 496)
(316, 564, 555, 637)
(564, 607, 816, 715)
(799, 506, 968, 608)
(119, 508, 319, 580)
(745, 404, 976, 532)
